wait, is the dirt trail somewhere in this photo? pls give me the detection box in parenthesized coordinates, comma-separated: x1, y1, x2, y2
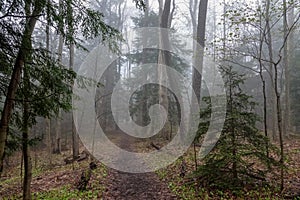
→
(102, 131, 177, 200)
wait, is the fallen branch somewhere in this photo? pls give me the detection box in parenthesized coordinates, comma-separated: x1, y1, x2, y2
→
(150, 142, 161, 150)
(64, 150, 89, 164)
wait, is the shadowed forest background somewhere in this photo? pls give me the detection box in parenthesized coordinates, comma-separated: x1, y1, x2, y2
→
(0, 0, 300, 199)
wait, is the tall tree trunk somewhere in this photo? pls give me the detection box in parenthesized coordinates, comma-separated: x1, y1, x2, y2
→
(288, 2, 295, 129)
(0, 0, 45, 174)
(266, 0, 277, 141)
(283, 0, 290, 137)
(265, 0, 284, 189)
(140, 0, 149, 127)
(275, 0, 290, 191)
(274, 62, 284, 191)
(168, 0, 176, 28)
(189, 0, 199, 169)
(258, 1, 269, 164)
(54, 0, 64, 154)
(70, 42, 79, 159)
(67, 0, 79, 159)
(22, 68, 32, 200)
(189, 0, 199, 42)
(54, 33, 63, 154)
(158, 0, 171, 140)
(192, 0, 208, 104)
(190, 0, 208, 168)
(45, 1, 52, 165)
(22, 3, 35, 197)
(229, 73, 237, 179)
(22, 119, 32, 200)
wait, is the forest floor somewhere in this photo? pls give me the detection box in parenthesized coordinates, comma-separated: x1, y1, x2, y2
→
(0, 132, 300, 199)
(102, 130, 177, 199)
(152, 137, 300, 199)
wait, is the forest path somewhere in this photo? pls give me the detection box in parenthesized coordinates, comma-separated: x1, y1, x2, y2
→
(102, 130, 177, 200)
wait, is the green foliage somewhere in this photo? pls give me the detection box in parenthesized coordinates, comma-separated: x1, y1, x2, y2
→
(20, 50, 76, 119)
(2, 181, 105, 200)
(126, 9, 190, 129)
(32, 185, 104, 200)
(0, 0, 127, 163)
(1, 158, 108, 199)
(0, 0, 122, 118)
(44, 0, 122, 49)
(4, 127, 22, 157)
(195, 66, 280, 191)
(155, 146, 287, 199)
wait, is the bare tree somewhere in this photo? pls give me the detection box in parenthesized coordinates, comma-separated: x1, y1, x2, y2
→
(265, 0, 277, 141)
(257, 1, 270, 163)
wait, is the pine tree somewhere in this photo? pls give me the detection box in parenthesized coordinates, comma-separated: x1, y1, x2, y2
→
(196, 66, 279, 190)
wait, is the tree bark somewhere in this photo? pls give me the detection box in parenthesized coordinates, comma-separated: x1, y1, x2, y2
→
(192, 0, 208, 104)
(158, 0, 171, 140)
(54, 0, 64, 154)
(67, 0, 79, 159)
(274, 62, 284, 191)
(45, 1, 52, 164)
(140, 0, 149, 127)
(168, 0, 176, 28)
(266, 0, 277, 141)
(276, 0, 289, 191)
(258, 2, 269, 164)
(287, 3, 295, 129)
(190, 0, 208, 168)
(70, 42, 79, 159)
(54, 33, 63, 154)
(22, 68, 32, 200)
(283, 0, 290, 137)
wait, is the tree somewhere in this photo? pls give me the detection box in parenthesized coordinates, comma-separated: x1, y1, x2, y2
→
(158, 0, 172, 140)
(0, 0, 139, 179)
(283, 0, 290, 137)
(265, 0, 277, 141)
(22, 57, 32, 200)
(92, 0, 129, 132)
(221, 0, 300, 190)
(127, 7, 188, 140)
(190, 0, 208, 168)
(53, 0, 64, 155)
(192, 0, 208, 103)
(196, 66, 279, 191)
(45, 0, 52, 165)
(1, 0, 146, 198)
(66, 0, 79, 159)
(0, 0, 46, 175)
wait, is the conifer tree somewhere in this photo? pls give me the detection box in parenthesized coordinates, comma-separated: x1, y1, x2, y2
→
(196, 66, 279, 190)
